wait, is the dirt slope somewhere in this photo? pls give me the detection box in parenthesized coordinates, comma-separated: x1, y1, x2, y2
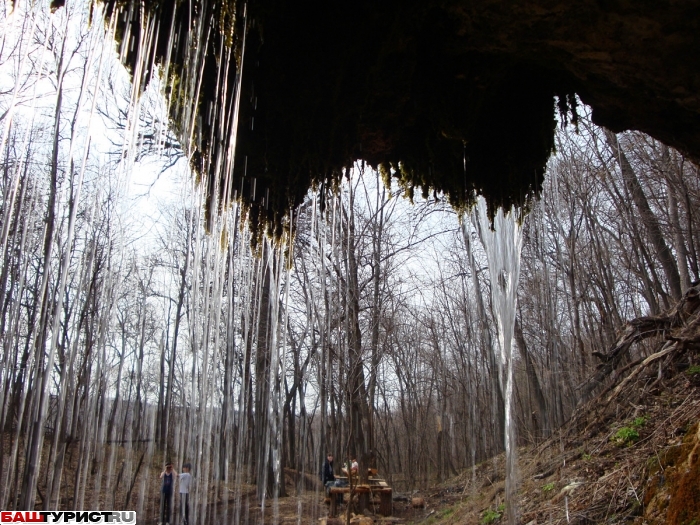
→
(398, 286, 700, 525)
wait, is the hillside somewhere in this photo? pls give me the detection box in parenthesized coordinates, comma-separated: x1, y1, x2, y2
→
(391, 285, 700, 525)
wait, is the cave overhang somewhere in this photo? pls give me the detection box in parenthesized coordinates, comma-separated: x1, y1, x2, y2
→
(97, 0, 700, 237)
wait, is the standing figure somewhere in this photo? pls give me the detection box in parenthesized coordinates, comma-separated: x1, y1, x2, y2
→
(179, 463, 192, 525)
(160, 462, 177, 525)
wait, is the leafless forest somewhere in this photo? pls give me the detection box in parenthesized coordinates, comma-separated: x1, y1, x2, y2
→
(1, 3, 699, 524)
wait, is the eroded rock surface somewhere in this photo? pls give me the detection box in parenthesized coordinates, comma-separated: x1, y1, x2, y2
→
(103, 0, 700, 233)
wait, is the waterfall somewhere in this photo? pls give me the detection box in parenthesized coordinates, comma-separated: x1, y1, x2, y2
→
(474, 196, 524, 525)
(1, 3, 542, 524)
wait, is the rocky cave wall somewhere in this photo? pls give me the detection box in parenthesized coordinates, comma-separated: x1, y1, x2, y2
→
(98, 0, 700, 236)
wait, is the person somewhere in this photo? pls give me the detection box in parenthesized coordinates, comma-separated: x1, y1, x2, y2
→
(321, 453, 342, 505)
(351, 458, 358, 474)
(322, 453, 335, 488)
(160, 462, 177, 525)
(179, 463, 192, 525)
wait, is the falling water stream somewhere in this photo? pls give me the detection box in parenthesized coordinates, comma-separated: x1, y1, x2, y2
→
(474, 197, 524, 525)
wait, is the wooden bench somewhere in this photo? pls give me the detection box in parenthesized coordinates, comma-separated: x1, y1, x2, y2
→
(328, 484, 392, 517)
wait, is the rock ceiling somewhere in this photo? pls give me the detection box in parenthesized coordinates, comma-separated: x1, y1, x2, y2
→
(100, 0, 700, 235)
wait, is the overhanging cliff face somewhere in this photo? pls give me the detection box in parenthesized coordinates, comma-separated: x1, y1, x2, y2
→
(102, 0, 700, 236)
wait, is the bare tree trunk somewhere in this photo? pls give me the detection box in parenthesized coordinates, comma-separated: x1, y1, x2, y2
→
(254, 244, 281, 500)
(680, 175, 700, 281)
(663, 147, 692, 293)
(343, 182, 371, 511)
(366, 174, 386, 462)
(163, 211, 193, 450)
(461, 219, 504, 450)
(220, 222, 238, 481)
(604, 130, 683, 302)
(514, 316, 547, 439)
(20, 24, 68, 507)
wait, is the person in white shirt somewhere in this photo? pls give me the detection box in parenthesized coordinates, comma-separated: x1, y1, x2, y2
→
(179, 463, 192, 525)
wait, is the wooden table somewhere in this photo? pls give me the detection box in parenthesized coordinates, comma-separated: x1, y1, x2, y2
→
(328, 478, 392, 518)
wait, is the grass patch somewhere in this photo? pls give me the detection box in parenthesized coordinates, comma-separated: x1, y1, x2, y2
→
(481, 507, 502, 524)
(632, 415, 649, 428)
(612, 426, 640, 446)
(542, 482, 555, 493)
(686, 365, 700, 376)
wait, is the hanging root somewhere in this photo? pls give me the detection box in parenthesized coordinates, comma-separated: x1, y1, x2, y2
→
(605, 341, 678, 405)
(580, 284, 700, 401)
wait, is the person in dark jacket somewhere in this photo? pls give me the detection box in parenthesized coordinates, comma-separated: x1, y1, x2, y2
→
(159, 462, 177, 525)
(321, 453, 342, 505)
(322, 453, 335, 487)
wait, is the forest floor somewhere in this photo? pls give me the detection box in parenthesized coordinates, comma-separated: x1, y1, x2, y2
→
(199, 349, 700, 525)
(7, 291, 700, 525)
(9, 350, 700, 525)
(317, 285, 700, 525)
(393, 365, 700, 525)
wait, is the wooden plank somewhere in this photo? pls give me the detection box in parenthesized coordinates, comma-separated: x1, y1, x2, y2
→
(328, 487, 393, 517)
(380, 491, 392, 516)
(329, 487, 392, 494)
